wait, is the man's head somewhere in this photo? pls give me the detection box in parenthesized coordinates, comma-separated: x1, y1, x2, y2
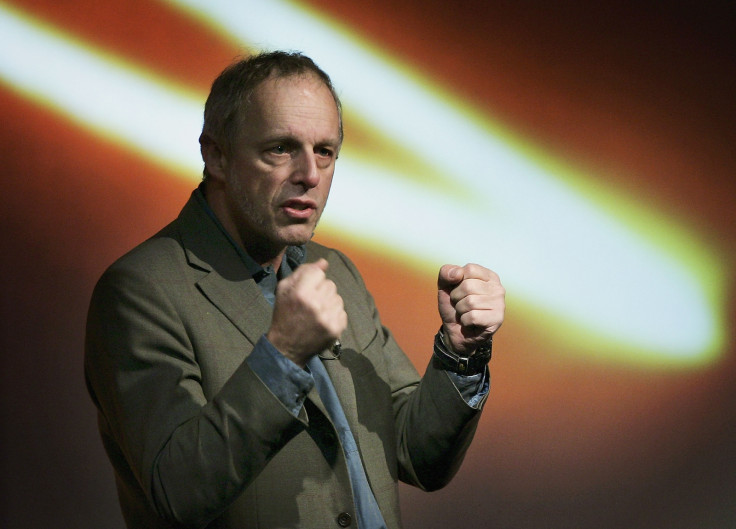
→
(200, 51, 342, 163)
(200, 51, 343, 267)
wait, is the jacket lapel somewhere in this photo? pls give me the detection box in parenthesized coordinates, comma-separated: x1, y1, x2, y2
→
(174, 194, 333, 418)
(174, 194, 346, 425)
(176, 193, 273, 346)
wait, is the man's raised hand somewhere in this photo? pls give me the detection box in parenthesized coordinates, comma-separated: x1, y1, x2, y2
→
(267, 258, 347, 367)
(437, 263, 505, 355)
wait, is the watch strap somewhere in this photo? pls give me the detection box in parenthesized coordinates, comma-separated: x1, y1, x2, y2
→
(433, 327, 492, 375)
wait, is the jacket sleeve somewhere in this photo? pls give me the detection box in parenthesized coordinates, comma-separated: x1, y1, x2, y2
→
(84, 262, 307, 528)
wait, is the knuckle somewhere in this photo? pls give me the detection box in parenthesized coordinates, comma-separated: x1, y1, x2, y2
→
(464, 262, 479, 272)
(461, 296, 479, 311)
(460, 311, 480, 326)
(465, 263, 491, 279)
(449, 291, 463, 304)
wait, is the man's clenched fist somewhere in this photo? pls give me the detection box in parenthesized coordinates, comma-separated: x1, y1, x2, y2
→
(267, 258, 347, 368)
(437, 263, 505, 355)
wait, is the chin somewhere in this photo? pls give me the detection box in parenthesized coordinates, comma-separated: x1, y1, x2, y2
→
(277, 226, 315, 246)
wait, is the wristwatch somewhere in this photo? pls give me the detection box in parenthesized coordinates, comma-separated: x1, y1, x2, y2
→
(433, 327, 492, 376)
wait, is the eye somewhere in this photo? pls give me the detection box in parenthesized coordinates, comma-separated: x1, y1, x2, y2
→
(269, 144, 287, 155)
(316, 146, 335, 158)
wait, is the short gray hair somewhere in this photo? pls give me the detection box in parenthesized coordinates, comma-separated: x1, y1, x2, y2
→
(200, 51, 343, 161)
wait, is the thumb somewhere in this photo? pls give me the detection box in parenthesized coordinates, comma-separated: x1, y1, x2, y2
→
(437, 264, 463, 291)
(313, 258, 329, 272)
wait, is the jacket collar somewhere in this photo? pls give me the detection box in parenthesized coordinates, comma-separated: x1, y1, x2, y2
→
(175, 190, 273, 346)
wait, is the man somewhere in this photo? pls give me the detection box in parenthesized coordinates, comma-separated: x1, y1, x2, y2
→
(85, 51, 505, 529)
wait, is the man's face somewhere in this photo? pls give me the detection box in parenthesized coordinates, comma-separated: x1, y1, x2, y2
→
(216, 74, 341, 259)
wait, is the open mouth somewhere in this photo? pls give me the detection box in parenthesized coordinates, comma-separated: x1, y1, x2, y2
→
(281, 199, 317, 219)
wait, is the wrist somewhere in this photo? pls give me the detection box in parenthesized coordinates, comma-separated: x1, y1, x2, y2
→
(433, 327, 492, 375)
(266, 329, 308, 369)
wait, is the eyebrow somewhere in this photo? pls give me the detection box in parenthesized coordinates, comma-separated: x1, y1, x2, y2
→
(262, 134, 341, 149)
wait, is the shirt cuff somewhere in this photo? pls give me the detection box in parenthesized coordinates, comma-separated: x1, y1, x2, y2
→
(445, 369, 490, 409)
(246, 335, 315, 416)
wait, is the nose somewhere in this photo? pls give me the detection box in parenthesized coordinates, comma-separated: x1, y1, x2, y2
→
(292, 150, 320, 189)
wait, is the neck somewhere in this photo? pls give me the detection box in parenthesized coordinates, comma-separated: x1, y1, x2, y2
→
(242, 240, 285, 270)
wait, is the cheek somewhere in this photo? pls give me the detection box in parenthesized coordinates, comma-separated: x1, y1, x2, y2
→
(245, 175, 279, 202)
(318, 172, 334, 198)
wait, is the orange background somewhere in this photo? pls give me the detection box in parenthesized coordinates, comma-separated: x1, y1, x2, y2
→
(1, 1, 735, 528)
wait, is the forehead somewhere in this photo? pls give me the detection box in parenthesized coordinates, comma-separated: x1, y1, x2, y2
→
(239, 74, 340, 141)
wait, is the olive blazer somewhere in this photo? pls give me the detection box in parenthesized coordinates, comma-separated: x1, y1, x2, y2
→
(85, 191, 485, 529)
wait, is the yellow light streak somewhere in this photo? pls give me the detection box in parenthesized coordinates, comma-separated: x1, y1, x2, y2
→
(0, 0, 727, 367)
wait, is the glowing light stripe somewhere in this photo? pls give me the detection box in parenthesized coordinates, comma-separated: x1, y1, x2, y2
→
(0, 2, 203, 174)
(166, 0, 726, 364)
(0, 1, 724, 365)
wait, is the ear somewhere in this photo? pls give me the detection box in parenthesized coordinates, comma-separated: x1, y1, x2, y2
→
(199, 132, 228, 182)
